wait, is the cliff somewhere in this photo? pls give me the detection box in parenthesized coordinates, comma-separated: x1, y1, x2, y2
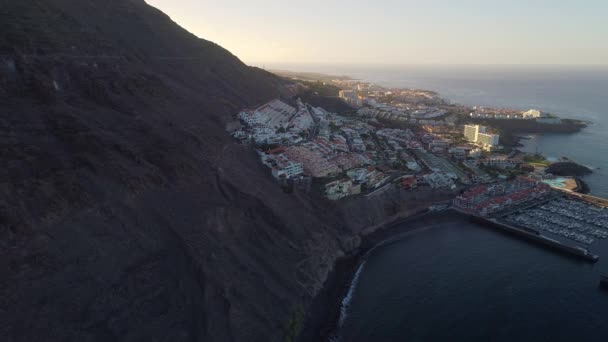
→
(0, 1, 454, 341)
(1, 1, 352, 341)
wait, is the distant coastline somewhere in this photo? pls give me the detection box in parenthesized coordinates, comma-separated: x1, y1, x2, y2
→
(269, 69, 356, 82)
(273, 69, 590, 133)
(466, 117, 587, 134)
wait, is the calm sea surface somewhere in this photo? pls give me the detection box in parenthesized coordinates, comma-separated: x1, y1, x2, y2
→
(337, 219, 608, 342)
(266, 65, 608, 341)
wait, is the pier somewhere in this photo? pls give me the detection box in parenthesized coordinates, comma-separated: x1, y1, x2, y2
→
(565, 191, 608, 208)
(470, 215, 599, 263)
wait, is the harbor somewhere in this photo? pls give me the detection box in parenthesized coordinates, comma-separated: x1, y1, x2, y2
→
(470, 215, 599, 263)
(504, 197, 608, 245)
(335, 213, 608, 342)
(451, 175, 608, 264)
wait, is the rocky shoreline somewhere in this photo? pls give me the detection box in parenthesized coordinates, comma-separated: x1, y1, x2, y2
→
(298, 209, 467, 341)
(466, 118, 587, 134)
(546, 161, 593, 177)
(575, 178, 591, 194)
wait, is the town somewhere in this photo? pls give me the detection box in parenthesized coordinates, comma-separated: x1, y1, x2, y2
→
(228, 78, 583, 201)
(225, 76, 604, 249)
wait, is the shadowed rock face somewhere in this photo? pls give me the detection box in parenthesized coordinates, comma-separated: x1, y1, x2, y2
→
(0, 1, 455, 341)
(0, 1, 354, 341)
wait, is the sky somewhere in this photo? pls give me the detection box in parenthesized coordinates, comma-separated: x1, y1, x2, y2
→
(145, 0, 608, 66)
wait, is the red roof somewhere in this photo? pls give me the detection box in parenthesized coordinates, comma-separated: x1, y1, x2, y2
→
(401, 177, 417, 187)
(267, 146, 286, 154)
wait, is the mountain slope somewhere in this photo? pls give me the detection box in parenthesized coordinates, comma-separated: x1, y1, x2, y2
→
(1, 1, 353, 341)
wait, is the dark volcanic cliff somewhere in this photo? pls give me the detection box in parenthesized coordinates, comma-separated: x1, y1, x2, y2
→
(1, 1, 351, 341)
(0, 1, 451, 341)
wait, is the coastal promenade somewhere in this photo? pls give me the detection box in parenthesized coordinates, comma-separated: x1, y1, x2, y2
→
(566, 191, 608, 208)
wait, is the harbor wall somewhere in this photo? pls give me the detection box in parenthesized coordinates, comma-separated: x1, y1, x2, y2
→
(470, 215, 599, 263)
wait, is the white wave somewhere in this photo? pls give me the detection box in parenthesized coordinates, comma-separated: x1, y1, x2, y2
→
(338, 260, 366, 328)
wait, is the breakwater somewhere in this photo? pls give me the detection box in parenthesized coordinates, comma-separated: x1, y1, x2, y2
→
(470, 215, 599, 263)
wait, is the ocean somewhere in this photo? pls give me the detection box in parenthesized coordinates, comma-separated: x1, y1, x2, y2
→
(337, 218, 608, 342)
(265, 64, 608, 341)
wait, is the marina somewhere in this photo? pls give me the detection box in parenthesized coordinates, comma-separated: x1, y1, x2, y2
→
(503, 196, 608, 246)
(336, 217, 608, 342)
(470, 215, 599, 263)
(454, 178, 608, 259)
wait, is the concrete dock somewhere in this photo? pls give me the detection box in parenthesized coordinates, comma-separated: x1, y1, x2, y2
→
(470, 215, 599, 263)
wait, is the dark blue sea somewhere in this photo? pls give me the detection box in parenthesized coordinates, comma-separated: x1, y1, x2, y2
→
(267, 64, 608, 341)
(337, 218, 608, 342)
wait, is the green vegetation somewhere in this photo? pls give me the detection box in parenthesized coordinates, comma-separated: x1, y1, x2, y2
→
(283, 306, 305, 342)
(477, 163, 527, 179)
(300, 80, 342, 97)
(450, 133, 468, 145)
(478, 164, 500, 177)
(376, 117, 419, 131)
(496, 129, 522, 151)
(523, 153, 550, 166)
(519, 164, 535, 173)
(299, 90, 354, 114)
(378, 94, 395, 104)
(329, 122, 339, 133)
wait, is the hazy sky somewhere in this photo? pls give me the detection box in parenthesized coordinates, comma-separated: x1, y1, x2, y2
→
(146, 0, 608, 66)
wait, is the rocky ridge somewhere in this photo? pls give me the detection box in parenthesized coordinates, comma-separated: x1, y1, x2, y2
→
(0, 1, 454, 341)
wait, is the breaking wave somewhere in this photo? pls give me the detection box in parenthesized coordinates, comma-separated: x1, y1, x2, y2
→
(338, 260, 366, 328)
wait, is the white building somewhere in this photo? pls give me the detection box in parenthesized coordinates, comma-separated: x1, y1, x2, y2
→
(357, 83, 370, 91)
(481, 156, 519, 169)
(464, 124, 486, 143)
(523, 109, 543, 119)
(325, 179, 360, 200)
(464, 124, 499, 149)
(339, 90, 357, 100)
(290, 100, 315, 133)
(339, 90, 361, 107)
(260, 152, 304, 179)
(469, 148, 483, 158)
(239, 111, 260, 126)
(477, 133, 500, 149)
(272, 160, 304, 179)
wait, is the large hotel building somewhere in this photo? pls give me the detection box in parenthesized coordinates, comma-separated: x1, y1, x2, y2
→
(464, 124, 499, 150)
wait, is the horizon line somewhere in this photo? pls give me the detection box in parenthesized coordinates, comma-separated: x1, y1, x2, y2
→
(249, 62, 608, 68)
